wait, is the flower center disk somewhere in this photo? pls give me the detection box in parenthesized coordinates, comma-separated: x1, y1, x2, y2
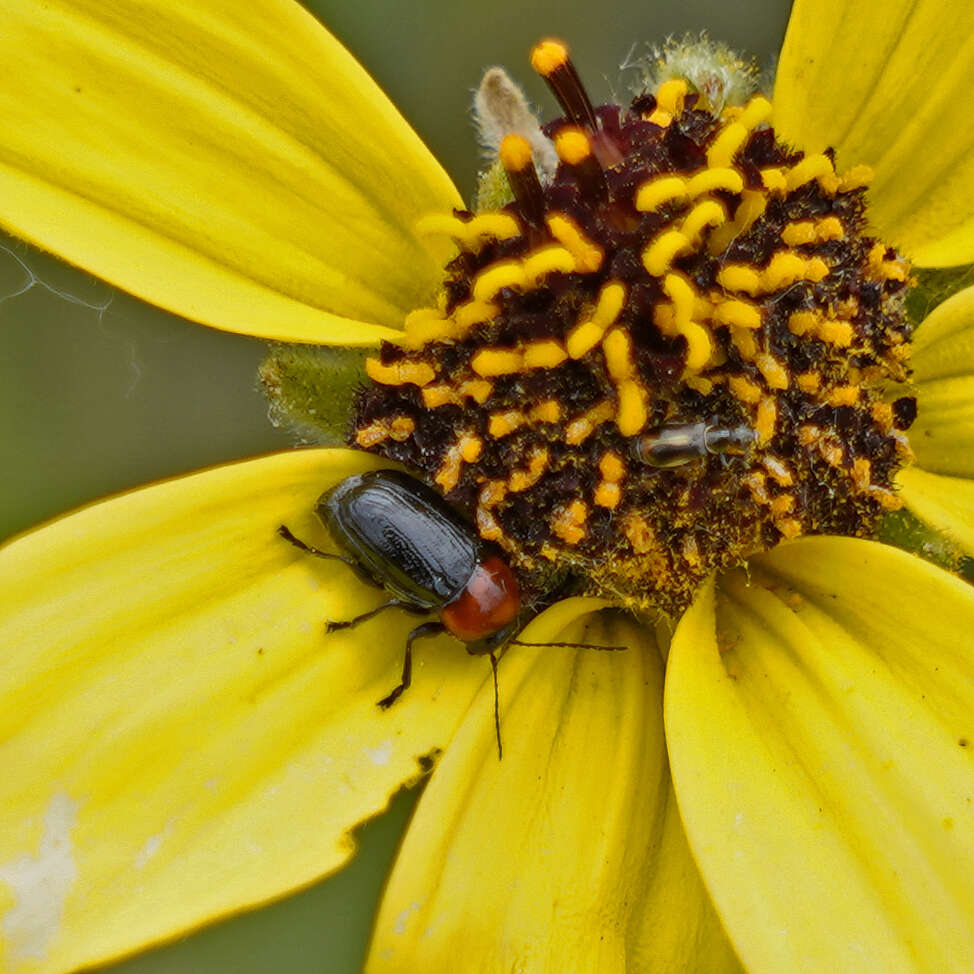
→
(352, 39, 916, 616)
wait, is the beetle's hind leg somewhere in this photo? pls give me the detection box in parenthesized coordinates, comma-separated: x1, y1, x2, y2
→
(378, 621, 445, 710)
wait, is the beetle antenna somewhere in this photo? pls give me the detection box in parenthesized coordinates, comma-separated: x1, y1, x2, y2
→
(489, 651, 503, 760)
(509, 639, 627, 651)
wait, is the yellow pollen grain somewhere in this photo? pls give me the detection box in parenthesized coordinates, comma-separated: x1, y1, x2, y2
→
(851, 457, 873, 491)
(400, 308, 456, 348)
(529, 400, 562, 423)
(816, 216, 844, 240)
(686, 167, 744, 197)
(523, 339, 568, 369)
(479, 481, 507, 509)
(523, 245, 577, 285)
(500, 133, 534, 172)
(839, 164, 874, 191)
(827, 384, 860, 407)
(415, 212, 468, 241)
(355, 417, 414, 448)
(685, 375, 714, 395)
(567, 320, 605, 359)
(770, 493, 795, 517)
(472, 260, 526, 302)
(729, 374, 762, 403)
(565, 400, 615, 444)
(738, 95, 773, 130)
(776, 517, 803, 540)
(755, 396, 778, 445)
(818, 319, 854, 346)
(622, 513, 657, 553)
(706, 190, 767, 256)
(462, 379, 493, 403)
(594, 281, 627, 324)
(602, 327, 634, 381)
(805, 257, 830, 281)
(475, 506, 503, 542)
(642, 230, 691, 276)
(594, 482, 621, 509)
(471, 347, 523, 376)
(460, 434, 483, 463)
(714, 299, 762, 330)
(421, 384, 458, 408)
(656, 78, 688, 114)
(508, 447, 550, 493)
(531, 39, 569, 76)
(453, 300, 498, 332)
(763, 455, 794, 486)
(664, 273, 696, 327)
(796, 371, 821, 393)
(488, 410, 524, 438)
(599, 451, 626, 481)
(551, 500, 588, 545)
(682, 321, 713, 372)
(547, 213, 604, 272)
(781, 221, 816, 247)
(871, 401, 894, 432)
(616, 380, 649, 435)
(635, 175, 689, 212)
(760, 167, 787, 194)
(745, 471, 770, 504)
(761, 251, 808, 290)
(436, 434, 480, 493)
(554, 127, 592, 164)
(365, 358, 436, 387)
(755, 353, 789, 390)
(788, 311, 818, 336)
(681, 199, 727, 241)
(467, 213, 521, 242)
(730, 326, 758, 360)
(717, 264, 762, 296)
(785, 153, 834, 191)
(706, 121, 748, 168)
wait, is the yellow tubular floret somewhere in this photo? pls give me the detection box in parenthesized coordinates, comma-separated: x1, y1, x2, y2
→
(706, 122, 748, 167)
(499, 133, 533, 172)
(554, 127, 592, 164)
(681, 199, 727, 241)
(547, 213, 603, 272)
(365, 358, 436, 387)
(635, 175, 689, 212)
(523, 245, 577, 285)
(642, 230, 691, 276)
(686, 167, 744, 198)
(472, 260, 526, 302)
(602, 328, 633, 381)
(785, 153, 834, 191)
(656, 78, 688, 114)
(471, 347, 523, 376)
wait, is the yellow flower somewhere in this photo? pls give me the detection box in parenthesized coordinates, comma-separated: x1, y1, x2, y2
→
(2, 1, 974, 973)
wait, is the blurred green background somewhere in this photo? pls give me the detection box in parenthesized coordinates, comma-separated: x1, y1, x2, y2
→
(0, 0, 792, 970)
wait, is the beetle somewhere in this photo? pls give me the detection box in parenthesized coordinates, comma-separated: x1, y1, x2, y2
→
(279, 469, 619, 757)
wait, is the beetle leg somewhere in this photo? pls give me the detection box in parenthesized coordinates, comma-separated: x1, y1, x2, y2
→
(377, 621, 445, 710)
(277, 524, 357, 568)
(325, 599, 422, 634)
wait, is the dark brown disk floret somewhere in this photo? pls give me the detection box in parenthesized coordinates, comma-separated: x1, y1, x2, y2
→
(351, 67, 915, 617)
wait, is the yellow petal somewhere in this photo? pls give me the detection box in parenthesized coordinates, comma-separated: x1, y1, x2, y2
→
(909, 285, 974, 477)
(367, 602, 741, 973)
(0, 448, 483, 974)
(775, 0, 974, 266)
(0, 0, 461, 343)
(666, 538, 974, 973)
(898, 465, 974, 556)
